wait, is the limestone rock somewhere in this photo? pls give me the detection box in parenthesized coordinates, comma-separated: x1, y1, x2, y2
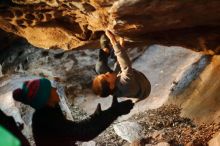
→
(0, 64, 3, 77)
(0, 1, 219, 53)
(54, 81, 73, 121)
(144, 142, 170, 146)
(81, 141, 96, 146)
(208, 133, 220, 146)
(156, 142, 170, 146)
(173, 56, 220, 123)
(113, 121, 143, 143)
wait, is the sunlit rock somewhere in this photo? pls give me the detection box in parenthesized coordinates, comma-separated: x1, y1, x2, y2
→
(0, 0, 219, 53)
(208, 132, 220, 146)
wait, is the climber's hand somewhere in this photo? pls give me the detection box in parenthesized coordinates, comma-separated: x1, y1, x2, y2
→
(90, 97, 134, 119)
(105, 30, 118, 46)
(110, 97, 134, 116)
(119, 37, 125, 47)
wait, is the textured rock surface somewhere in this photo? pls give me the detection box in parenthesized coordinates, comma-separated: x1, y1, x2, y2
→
(113, 121, 143, 143)
(208, 132, 220, 146)
(0, 0, 219, 53)
(81, 141, 96, 146)
(169, 56, 220, 123)
(156, 142, 170, 146)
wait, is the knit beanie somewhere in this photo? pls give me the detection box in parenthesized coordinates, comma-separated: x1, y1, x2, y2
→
(12, 78, 52, 109)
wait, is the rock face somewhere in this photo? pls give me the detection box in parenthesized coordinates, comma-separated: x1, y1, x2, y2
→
(208, 133, 220, 146)
(169, 56, 220, 123)
(0, 0, 219, 53)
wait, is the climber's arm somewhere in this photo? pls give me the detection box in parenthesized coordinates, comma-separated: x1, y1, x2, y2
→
(62, 98, 133, 141)
(105, 30, 133, 77)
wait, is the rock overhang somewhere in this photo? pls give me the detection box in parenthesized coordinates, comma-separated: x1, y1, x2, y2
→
(0, 0, 219, 54)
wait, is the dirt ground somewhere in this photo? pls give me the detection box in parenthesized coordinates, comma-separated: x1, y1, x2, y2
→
(94, 105, 220, 146)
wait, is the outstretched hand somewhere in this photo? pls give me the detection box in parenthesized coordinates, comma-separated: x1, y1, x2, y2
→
(105, 30, 118, 46)
(110, 97, 134, 116)
(91, 97, 134, 118)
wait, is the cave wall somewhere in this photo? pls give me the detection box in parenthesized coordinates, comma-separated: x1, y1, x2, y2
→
(0, 0, 219, 54)
(169, 56, 220, 123)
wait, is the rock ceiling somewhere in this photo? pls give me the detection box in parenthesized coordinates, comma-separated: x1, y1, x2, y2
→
(0, 0, 220, 54)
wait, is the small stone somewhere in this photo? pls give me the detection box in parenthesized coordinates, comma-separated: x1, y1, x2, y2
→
(208, 133, 220, 146)
(156, 142, 170, 146)
(122, 142, 130, 146)
(81, 141, 96, 146)
(64, 60, 74, 71)
(0, 64, 3, 77)
(53, 76, 62, 82)
(45, 56, 52, 63)
(186, 139, 203, 146)
(113, 121, 143, 143)
(130, 140, 143, 146)
(152, 130, 164, 139)
(130, 138, 149, 146)
(185, 141, 194, 146)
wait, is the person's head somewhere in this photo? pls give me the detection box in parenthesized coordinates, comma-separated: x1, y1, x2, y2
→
(12, 78, 59, 109)
(92, 72, 117, 97)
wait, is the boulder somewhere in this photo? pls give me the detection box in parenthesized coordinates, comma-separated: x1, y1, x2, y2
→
(113, 121, 143, 143)
(81, 141, 96, 146)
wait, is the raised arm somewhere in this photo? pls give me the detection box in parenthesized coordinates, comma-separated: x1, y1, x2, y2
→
(105, 30, 132, 76)
(63, 98, 133, 141)
(32, 98, 134, 143)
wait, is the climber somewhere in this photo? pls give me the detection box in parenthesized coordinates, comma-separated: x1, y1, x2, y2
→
(92, 30, 151, 101)
(0, 109, 30, 146)
(12, 78, 134, 146)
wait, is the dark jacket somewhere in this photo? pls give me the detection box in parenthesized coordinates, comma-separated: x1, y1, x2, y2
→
(32, 99, 133, 146)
